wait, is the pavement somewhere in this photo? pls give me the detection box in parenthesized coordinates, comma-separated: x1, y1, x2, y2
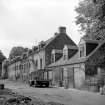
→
(1, 79, 105, 105)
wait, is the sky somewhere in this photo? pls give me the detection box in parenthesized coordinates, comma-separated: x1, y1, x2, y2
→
(0, 0, 82, 58)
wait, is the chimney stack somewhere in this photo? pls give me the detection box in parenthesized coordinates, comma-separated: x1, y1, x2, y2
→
(59, 26, 66, 34)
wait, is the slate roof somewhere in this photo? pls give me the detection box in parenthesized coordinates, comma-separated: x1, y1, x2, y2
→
(32, 34, 58, 53)
(44, 32, 77, 48)
(32, 33, 59, 51)
(47, 51, 87, 68)
(44, 34, 58, 47)
(33, 32, 77, 52)
(81, 36, 99, 44)
(47, 39, 105, 68)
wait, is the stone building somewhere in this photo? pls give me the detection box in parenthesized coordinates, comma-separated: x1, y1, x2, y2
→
(2, 59, 9, 79)
(5, 26, 77, 83)
(46, 36, 105, 91)
(4, 26, 105, 92)
(28, 26, 77, 81)
(8, 57, 22, 80)
(47, 37, 105, 91)
(5, 52, 32, 82)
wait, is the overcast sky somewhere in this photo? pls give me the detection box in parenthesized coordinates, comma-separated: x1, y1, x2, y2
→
(0, 0, 82, 58)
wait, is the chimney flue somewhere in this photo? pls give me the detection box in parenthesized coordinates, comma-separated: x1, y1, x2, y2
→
(59, 26, 66, 34)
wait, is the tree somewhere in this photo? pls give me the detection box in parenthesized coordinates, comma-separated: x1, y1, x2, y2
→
(0, 50, 6, 62)
(9, 47, 28, 59)
(0, 50, 6, 77)
(75, 0, 105, 40)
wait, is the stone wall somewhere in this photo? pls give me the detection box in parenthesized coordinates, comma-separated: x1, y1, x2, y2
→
(8, 63, 16, 80)
(74, 67, 85, 89)
(73, 64, 85, 89)
(33, 50, 45, 70)
(51, 66, 74, 88)
(51, 67, 63, 86)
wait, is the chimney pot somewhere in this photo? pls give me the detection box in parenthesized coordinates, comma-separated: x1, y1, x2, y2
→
(59, 26, 66, 34)
(54, 32, 58, 36)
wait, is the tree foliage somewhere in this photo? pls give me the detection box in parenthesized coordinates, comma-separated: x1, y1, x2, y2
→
(9, 47, 29, 59)
(75, 0, 105, 40)
(0, 50, 6, 62)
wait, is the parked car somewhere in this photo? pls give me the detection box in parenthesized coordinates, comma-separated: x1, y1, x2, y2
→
(29, 79, 50, 87)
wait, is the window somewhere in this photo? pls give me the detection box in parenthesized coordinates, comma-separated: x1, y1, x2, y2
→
(26, 63, 28, 68)
(80, 46, 85, 57)
(63, 49, 68, 60)
(49, 71, 52, 80)
(21, 65, 23, 70)
(29, 62, 31, 68)
(51, 54, 55, 63)
(40, 59, 42, 69)
(15, 65, 16, 71)
(23, 63, 25, 71)
(17, 65, 18, 70)
(35, 60, 38, 68)
(19, 65, 22, 70)
(17, 65, 19, 70)
(63, 45, 68, 60)
(44, 72, 48, 80)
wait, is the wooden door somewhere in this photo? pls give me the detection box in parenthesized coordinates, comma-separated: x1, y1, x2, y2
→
(67, 67, 74, 88)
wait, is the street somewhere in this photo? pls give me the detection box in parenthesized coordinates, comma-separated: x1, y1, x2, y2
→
(1, 80, 105, 105)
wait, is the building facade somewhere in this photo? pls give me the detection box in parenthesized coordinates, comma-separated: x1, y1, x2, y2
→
(3, 26, 105, 92)
(4, 26, 77, 83)
(47, 37, 105, 91)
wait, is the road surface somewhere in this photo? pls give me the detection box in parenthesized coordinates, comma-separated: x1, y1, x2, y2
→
(1, 80, 105, 105)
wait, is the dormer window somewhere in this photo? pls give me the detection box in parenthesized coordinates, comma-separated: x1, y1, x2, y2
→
(51, 49, 62, 63)
(51, 50, 55, 63)
(51, 53, 55, 63)
(32, 46, 38, 52)
(79, 37, 99, 58)
(63, 49, 68, 60)
(40, 41, 46, 48)
(38, 41, 46, 51)
(63, 45, 68, 60)
(80, 45, 85, 57)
